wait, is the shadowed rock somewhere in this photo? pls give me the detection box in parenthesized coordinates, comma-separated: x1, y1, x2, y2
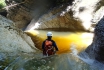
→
(5, 0, 104, 32)
(0, 9, 7, 17)
(5, 0, 58, 29)
(85, 16, 104, 63)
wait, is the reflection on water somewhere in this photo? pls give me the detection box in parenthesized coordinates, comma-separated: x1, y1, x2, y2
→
(25, 30, 93, 54)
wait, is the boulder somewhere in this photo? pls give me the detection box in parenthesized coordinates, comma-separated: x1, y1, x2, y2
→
(0, 15, 38, 54)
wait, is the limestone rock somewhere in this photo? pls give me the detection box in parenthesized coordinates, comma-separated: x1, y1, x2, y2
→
(0, 15, 38, 53)
(27, 0, 104, 32)
(27, 4, 86, 31)
(5, 0, 57, 29)
(5, 0, 104, 32)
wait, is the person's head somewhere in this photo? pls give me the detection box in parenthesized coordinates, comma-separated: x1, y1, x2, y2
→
(47, 32, 52, 40)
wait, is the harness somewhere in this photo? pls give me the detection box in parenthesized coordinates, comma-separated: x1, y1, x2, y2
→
(44, 40, 54, 56)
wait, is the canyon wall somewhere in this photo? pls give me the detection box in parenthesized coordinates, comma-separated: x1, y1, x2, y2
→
(0, 15, 38, 54)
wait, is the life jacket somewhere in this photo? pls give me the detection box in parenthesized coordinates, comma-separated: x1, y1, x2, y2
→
(43, 40, 54, 56)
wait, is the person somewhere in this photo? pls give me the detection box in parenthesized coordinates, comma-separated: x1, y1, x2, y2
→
(42, 32, 59, 56)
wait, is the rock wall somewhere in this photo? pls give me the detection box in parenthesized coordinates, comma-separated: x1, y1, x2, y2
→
(27, 5, 85, 31)
(4, 0, 104, 32)
(0, 15, 38, 53)
(5, 0, 57, 29)
(26, 0, 104, 32)
(82, 16, 104, 63)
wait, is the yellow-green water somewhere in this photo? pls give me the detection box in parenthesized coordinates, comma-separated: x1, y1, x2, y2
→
(25, 30, 93, 54)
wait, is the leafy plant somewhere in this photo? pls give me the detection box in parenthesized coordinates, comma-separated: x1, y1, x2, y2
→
(0, 0, 6, 9)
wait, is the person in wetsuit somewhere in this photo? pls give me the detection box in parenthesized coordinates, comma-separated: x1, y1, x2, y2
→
(42, 32, 59, 56)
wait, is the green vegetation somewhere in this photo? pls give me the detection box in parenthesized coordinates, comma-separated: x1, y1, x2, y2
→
(0, 0, 6, 9)
(0, 56, 17, 70)
(0, 58, 10, 70)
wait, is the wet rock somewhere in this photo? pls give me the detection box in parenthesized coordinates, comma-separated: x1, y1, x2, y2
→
(5, 0, 104, 32)
(26, 0, 104, 32)
(85, 16, 104, 63)
(0, 15, 38, 53)
(27, 5, 86, 31)
(5, 0, 57, 29)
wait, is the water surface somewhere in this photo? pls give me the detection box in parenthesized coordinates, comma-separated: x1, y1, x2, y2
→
(4, 30, 102, 70)
(25, 30, 93, 54)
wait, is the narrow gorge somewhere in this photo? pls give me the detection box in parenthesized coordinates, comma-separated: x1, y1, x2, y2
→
(0, 0, 104, 70)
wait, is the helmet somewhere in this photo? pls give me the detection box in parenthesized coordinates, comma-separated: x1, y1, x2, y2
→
(47, 32, 52, 36)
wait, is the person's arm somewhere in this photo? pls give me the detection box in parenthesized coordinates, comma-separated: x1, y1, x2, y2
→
(52, 41, 59, 51)
(42, 41, 45, 50)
